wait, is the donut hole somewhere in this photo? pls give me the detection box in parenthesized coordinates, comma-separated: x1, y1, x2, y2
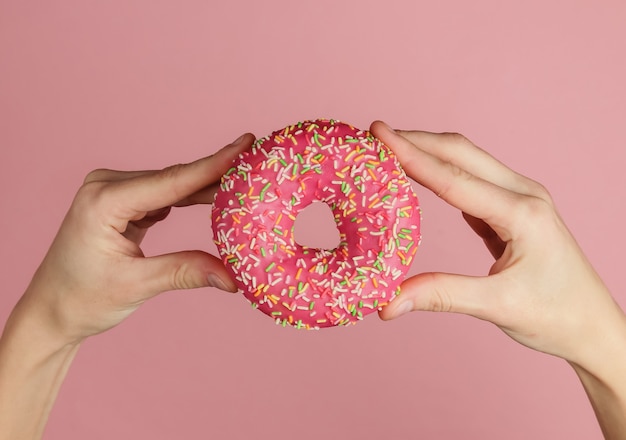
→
(293, 201, 340, 250)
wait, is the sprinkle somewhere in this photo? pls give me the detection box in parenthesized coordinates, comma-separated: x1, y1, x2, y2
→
(313, 132, 322, 147)
(259, 183, 273, 202)
(212, 119, 420, 330)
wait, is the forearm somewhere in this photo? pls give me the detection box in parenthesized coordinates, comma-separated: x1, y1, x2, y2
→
(0, 295, 81, 440)
(572, 364, 626, 440)
(569, 307, 626, 440)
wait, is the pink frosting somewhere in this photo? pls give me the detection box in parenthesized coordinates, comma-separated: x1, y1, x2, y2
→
(212, 119, 420, 329)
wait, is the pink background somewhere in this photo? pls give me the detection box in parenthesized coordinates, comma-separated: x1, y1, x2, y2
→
(1, 1, 625, 438)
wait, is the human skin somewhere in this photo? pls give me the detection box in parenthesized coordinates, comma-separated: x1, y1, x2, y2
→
(0, 133, 254, 440)
(370, 121, 626, 439)
(1, 123, 625, 439)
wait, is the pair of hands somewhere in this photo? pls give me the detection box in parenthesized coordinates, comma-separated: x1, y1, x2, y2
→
(14, 123, 620, 368)
(5, 121, 626, 439)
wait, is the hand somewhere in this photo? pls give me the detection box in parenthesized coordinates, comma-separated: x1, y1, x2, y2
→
(370, 121, 626, 438)
(0, 134, 254, 440)
(16, 134, 254, 344)
(370, 121, 625, 367)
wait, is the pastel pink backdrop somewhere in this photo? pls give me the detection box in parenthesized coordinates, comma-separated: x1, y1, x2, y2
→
(1, 1, 625, 439)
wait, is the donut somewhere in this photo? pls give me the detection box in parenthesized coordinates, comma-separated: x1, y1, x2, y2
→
(212, 119, 421, 329)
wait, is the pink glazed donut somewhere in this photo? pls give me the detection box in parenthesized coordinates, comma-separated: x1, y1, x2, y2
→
(212, 119, 421, 329)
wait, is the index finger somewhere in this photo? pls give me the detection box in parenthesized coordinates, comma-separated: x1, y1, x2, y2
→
(371, 121, 524, 241)
(393, 129, 546, 200)
(109, 134, 254, 224)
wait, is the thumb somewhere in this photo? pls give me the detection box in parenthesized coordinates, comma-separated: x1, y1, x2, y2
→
(137, 251, 238, 297)
(380, 272, 494, 321)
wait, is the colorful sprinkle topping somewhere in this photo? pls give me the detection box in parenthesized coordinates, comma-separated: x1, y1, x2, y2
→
(212, 119, 421, 329)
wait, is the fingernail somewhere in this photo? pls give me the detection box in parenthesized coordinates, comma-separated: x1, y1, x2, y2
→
(380, 121, 396, 134)
(207, 273, 237, 293)
(391, 300, 413, 319)
(232, 134, 246, 146)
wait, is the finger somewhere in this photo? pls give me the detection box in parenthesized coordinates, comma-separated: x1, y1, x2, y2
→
(122, 223, 148, 245)
(392, 130, 540, 196)
(125, 133, 254, 211)
(84, 169, 153, 184)
(377, 125, 551, 203)
(462, 212, 507, 259)
(107, 133, 254, 231)
(379, 272, 495, 322)
(173, 182, 220, 207)
(371, 121, 521, 240)
(121, 207, 173, 245)
(85, 133, 254, 186)
(130, 207, 172, 230)
(136, 250, 238, 297)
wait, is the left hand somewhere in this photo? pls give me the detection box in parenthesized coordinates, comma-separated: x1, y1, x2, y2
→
(16, 134, 254, 344)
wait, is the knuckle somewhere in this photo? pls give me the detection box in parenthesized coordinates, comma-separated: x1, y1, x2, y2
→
(523, 195, 553, 218)
(83, 168, 112, 184)
(440, 131, 473, 147)
(426, 273, 454, 313)
(157, 163, 188, 199)
(75, 179, 108, 208)
(66, 180, 113, 228)
(76, 174, 125, 219)
(170, 262, 200, 290)
(527, 180, 554, 204)
(436, 162, 472, 199)
(511, 193, 557, 233)
(159, 163, 186, 181)
(79, 169, 125, 214)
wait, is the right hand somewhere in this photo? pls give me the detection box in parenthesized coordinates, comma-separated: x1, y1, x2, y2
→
(370, 121, 626, 370)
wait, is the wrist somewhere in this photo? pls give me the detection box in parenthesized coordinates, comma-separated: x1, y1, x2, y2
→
(0, 295, 83, 440)
(569, 300, 626, 380)
(2, 293, 83, 361)
(567, 304, 626, 439)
